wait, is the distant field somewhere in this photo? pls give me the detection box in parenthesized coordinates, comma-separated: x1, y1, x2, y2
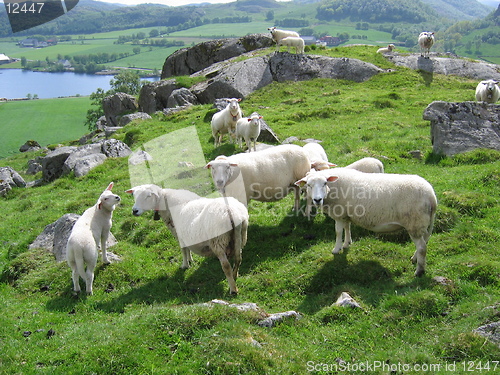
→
(0, 97, 91, 159)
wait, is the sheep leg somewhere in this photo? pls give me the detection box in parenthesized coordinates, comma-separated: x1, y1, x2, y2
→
(343, 222, 352, 249)
(217, 251, 238, 295)
(306, 195, 312, 220)
(411, 236, 427, 277)
(232, 227, 243, 281)
(180, 248, 192, 269)
(101, 232, 110, 264)
(333, 219, 347, 254)
(70, 265, 81, 294)
(85, 264, 95, 295)
(292, 185, 301, 212)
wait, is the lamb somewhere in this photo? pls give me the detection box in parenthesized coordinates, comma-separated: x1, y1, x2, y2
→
(268, 27, 300, 51)
(376, 44, 395, 54)
(235, 114, 262, 152)
(205, 144, 311, 211)
(277, 36, 305, 54)
(302, 142, 335, 171)
(295, 168, 437, 276)
(66, 182, 121, 295)
(418, 32, 435, 58)
(211, 98, 243, 147)
(475, 79, 500, 103)
(344, 157, 384, 174)
(126, 184, 249, 295)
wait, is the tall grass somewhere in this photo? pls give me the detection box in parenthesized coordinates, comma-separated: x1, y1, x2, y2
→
(0, 46, 499, 373)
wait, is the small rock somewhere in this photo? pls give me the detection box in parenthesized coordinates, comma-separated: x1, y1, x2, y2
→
(334, 292, 362, 309)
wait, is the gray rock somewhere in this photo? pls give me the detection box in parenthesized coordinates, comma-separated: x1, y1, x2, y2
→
(334, 292, 362, 309)
(41, 146, 77, 182)
(167, 88, 200, 108)
(0, 166, 26, 188)
(26, 158, 43, 175)
(101, 139, 132, 158)
(62, 143, 103, 176)
(138, 79, 179, 114)
(103, 92, 138, 127)
(74, 153, 108, 178)
(386, 54, 500, 81)
(104, 127, 123, 138)
(119, 112, 152, 126)
(257, 311, 302, 328)
(161, 33, 274, 78)
(474, 322, 500, 346)
(19, 140, 41, 153)
(128, 150, 153, 166)
(423, 101, 500, 156)
(0, 182, 11, 196)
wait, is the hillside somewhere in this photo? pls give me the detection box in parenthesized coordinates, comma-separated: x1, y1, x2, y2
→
(1, 44, 500, 373)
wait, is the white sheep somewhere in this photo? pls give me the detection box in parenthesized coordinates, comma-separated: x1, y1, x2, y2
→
(268, 27, 300, 51)
(205, 144, 311, 211)
(211, 98, 242, 147)
(66, 182, 121, 295)
(295, 168, 437, 277)
(277, 36, 305, 54)
(235, 114, 262, 152)
(376, 44, 395, 54)
(344, 157, 384, 173)
(418, 32, 435, 58)
(302, 142, 335, 171)
(475, 79, 500, 103)
(126, 184, 249, 295)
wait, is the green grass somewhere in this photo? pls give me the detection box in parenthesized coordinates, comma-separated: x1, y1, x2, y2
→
(0, 97, 91, 159)
(1, 46, 499, 373)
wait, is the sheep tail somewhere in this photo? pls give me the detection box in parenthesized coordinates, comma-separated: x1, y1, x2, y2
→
(74, 253, 87, 281)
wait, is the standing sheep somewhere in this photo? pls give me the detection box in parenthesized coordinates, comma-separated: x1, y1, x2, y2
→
(277, 36, 305, 54)
(475, 79, 500, 103)
(302, 142, 335, 171)
(205, 144, 311, 211)
(66, 182, 121, 295)
(418, 32, 435, 58)
(126, 184, 249, 295)
(211, 98, 243, 147)
(376, 44, 395, 54)
(235, 114, 262, 152)
(295, 168, 437, 277)
(268, 27, 300, 51)
(344, 157, 384, 173)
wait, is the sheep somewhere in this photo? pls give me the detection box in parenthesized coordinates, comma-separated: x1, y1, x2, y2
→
(277, 36, 305, 54)
(418, 32, 434, 58)
(344, 157, 384, 174)
(126, 184, 249, 295)
(295, 168, 437, 277)
(235, 114, 262, 152)
(268, 27, 300, 51)
(376, 44, 395, 54)
(205, 144, 311, 211)
(66, 182, 121, 295)
(302, 142, 336, 171)
(475, 79, 500, 103)
(211, 98, 243, 147)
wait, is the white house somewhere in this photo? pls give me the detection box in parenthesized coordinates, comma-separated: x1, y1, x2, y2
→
(0, 53, 10, 65)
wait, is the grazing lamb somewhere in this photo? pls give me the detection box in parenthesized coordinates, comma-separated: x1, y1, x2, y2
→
(66, 182, 121, 295)
(418, 32, 434, 58)
(211, 98, 243, 147)
(475, 79, 500, 103)
(277, 36, 305, 54)
(235, 114, 262, 152)
(295, 168, 437, 276)
(126, 184, 249, 295)
(344, 157, 384, 174)
(205, 144, 311, 211)
(376, 44, 395, 54)
(268, 27, 300, 51)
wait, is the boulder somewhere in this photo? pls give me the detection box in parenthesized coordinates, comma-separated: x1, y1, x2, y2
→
(26, 158, 43, 175)
(474, 322, 500, 346)
(167, 88, 200, 108)
(73, 153, 108, 178)
(101, 139, 132, 158)
(423, 101, 500, 156)
(62, 143, 103, 175)
(119, 112, 152, 126)
(138, 79, 179, 114)
(41, 146, 77, 182)
(0, 166, 26, 188)
(161, 33, 274, 78)
(386, 54, 500, 81)
(19, 140, 41, 153)
(103, 92, 138, 127)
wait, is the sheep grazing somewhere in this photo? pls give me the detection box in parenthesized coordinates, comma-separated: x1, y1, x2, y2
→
(418, 32, 435, 58)
(268, 26, 300, 51)
(205, 144, 311, 211)
(475, 79, 500, 104)
(211, 98, 243, 147)
(126, 184, 249, 295)
(277, 36, 305, 54)
(295, 168, 437, 277)
(344, 157, 384, 174)
(235, 114, 262, 152)
(66, 182, 121, 295)
(376, 44, 395, 54)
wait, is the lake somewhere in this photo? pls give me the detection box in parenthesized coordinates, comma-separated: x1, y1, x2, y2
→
(0, 69, 159, 99)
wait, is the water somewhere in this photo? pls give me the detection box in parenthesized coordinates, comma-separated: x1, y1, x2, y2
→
(0, 69, 159, 99)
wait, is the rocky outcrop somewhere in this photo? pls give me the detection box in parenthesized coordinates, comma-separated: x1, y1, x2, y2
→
(0, 166, 26, 196)
(138, 79, 179, 114)
(119, 112, 152, 126)
(423, 101, 500, 156)
(103, 92, 138, 127)
(161, 33, 274, 79)
(386, 54, 500, 81)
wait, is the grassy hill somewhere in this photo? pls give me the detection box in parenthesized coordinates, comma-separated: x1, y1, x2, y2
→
(1, 45, 499, 373)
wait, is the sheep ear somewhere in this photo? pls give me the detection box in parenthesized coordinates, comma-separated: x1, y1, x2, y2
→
(237, 98, 241, 102)
(106, 182, 114, 191)
(328, 162, 337, 168)
(327, 176, 338, 182)
(295, 178, 307, 187)
(125, 189, 134, 194)
(247, 118, 252, 122)
(204, 162, 212, 169)
(230, 163, 238, 167)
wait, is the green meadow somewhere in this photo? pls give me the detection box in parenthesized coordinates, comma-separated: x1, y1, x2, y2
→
(1, 45, 499, 373)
